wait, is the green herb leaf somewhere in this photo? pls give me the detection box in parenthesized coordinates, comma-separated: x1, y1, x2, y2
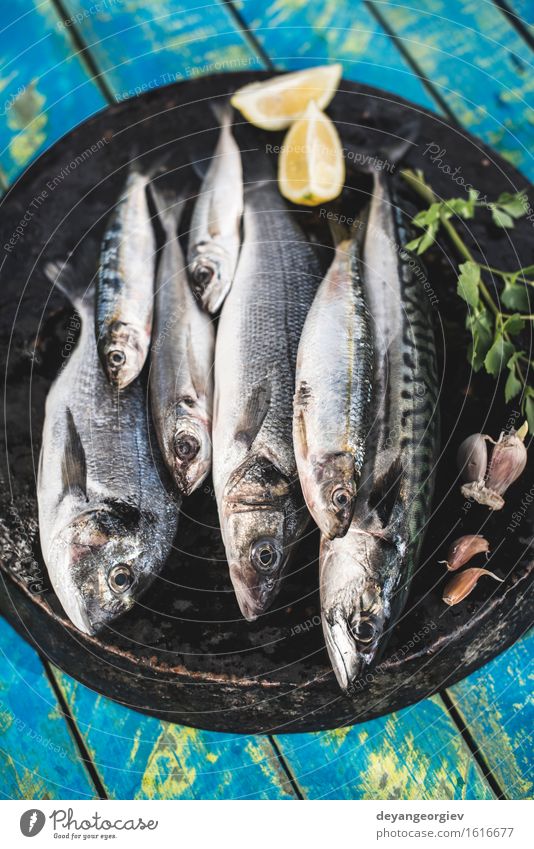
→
(446, 196, 476, 219)
(484, 335, 515, 376)
(505, 352, 523, 402)
(525, 395, 534, 435)
(502, 314, 525, 335)
(490, 205, 515, 229)
(467, 307, 494, 372)
(495, 191, 528, 219)
(502, 277, 530, 312)
(457, 261, 480, 308)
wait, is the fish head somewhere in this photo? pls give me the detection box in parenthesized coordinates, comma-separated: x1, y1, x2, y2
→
(188, 243, 232, 313)
(308, 452, 357, 539)
(168, 405, 212, 495)
(99, 321, 147, 389)
(320, 529, 392, 693)
(48, 505, 158, 634)
(222, 458, 302, 620)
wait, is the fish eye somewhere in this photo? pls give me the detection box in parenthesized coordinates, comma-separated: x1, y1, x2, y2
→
(107, 563, 133, 594)
(250, 538, 282, 573)
(350, 617, 377, 646)
(174, 433, 200, 461)
(332, 486, 352, 510)
(108, 349, 126, 367)
(192, 263, 215, 287)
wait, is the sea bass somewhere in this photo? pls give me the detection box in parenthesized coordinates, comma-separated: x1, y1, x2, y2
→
(96, 166, 156, 388)
(213, 164, 321, 620)
(187, 109, 243, 314)
(320, 172, 440, 692)
(293, 225, 374, 539)
(150, 189, 215, 495)
(38, 246, 179, 635)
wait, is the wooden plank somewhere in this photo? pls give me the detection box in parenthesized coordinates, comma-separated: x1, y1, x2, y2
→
(232, 0, 436, 109)
(448, 632, 533, 799)
(273, 695, 495, 799)
(0, 617, 97, 799)
(505, 1, 534, 29)
(59, 0, 263, 100)
(0, 0, 105, 184)
(51, 669, 298, 799)
(369, 0, 534, 177)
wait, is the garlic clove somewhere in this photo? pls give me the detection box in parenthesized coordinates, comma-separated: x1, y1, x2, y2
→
(457, 434, 488, 484)
(440, 534, 490, 571)
(443, 567, 503, 606)
(485, 428, 527, 497)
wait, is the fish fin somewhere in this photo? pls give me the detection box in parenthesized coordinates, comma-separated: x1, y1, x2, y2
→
(61, 408, 87, 497)
(44, 240, 98, 313)
(235, 378, 271, 450)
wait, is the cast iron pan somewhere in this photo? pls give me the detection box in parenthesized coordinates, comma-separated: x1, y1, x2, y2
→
(0, 72, 532, 733)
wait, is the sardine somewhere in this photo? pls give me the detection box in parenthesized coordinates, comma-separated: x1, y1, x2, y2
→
(213, 164, 321, 620)
(150, 189, 215, 495)
(293, 225, 374, 539)
(187, 109, 243, 314)
(38, 246, 179, 635)
(96, 167, 155, 388)
(320, 172, 440, 692)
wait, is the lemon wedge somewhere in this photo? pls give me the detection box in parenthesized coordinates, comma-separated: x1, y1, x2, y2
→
(278, 100, 345, 206)
(231, 64, 342, 131)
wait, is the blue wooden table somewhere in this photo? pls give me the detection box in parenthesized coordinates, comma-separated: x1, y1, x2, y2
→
(0, 0, 532, 800)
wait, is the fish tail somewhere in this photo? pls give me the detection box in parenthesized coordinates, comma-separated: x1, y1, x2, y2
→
(149, 183, 188, 237)
(43, 239, 98, 314)
(344, 111, 420, 177)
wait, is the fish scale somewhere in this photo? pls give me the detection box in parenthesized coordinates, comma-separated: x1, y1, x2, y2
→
(38, 252, 178, 635)
(293, 228, 374, 540)
(213, 171, 322, 619)
(320, 171, 440, 693)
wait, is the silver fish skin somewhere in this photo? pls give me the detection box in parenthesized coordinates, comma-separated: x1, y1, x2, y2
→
(293, 231, 374, 540)
(187, 110, 243, 314)
(38, 249, 178, 636)
(213, 173, 321, 620)
(96, 167, 155, 388)
(150, 191, 215, 495)
(320, 172, 440, 693)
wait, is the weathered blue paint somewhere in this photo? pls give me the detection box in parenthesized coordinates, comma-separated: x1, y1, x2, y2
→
(0, 617, 97, 799)
(233, 0, 436, 109)
(51, 669, 297, 799)
(0, 0, 105, 184)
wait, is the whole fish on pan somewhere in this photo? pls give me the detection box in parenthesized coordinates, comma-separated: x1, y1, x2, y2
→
(213, 159, 322, 620)
(38, 246, 179, 635)
(150, 188, 215, 495)
(320, 171, 440, 693)
(293, 223, 374, 539)
(187, 108, 243, 314)
(96, 166, 156, 388)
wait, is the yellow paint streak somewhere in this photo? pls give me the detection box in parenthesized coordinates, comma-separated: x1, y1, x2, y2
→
(7, 81, 47, 167)
(245, 740, 293, 796)
(138, 726, 198, 799)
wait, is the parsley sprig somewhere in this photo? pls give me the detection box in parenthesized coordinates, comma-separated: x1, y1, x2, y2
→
(401, 168, 534, 432)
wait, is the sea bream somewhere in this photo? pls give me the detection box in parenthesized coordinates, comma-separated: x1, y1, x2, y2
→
(187, 108, 243, 314)
(213, 159, 322, 620)
(150, 189, 215, 495)
(293, 223, 374, 539)
(38, 246, 179, 635)
(96, 166, 156, 388)
(320, 171, 440, 692)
